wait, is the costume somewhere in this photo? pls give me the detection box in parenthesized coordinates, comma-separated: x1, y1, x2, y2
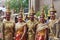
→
(3, 4, 15, 40)
(27, 6, 38, 40)
(15, 7, 27, 40)
(36, 8, 49, 40)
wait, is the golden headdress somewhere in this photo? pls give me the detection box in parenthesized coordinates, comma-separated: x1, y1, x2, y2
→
(18, 4, 24, 19)
(19, 4, 23, 16)
(6, 2, 11, 15)
(40, 7, 45, 17)
(40, 7, 47, 20)
(48, 0, 56, 16)
(20, 7, 23, 12)
(18, 7, 23, 18)
(28, 6, 35, 18)
(29, 6, 35, 15)
(49, 0, 56, 12)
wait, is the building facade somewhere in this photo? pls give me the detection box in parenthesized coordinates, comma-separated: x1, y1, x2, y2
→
(29, 0, 60, 17)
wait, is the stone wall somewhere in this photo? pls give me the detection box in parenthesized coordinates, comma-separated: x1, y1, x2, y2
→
(40, 0, 60, 18)
(29, 0, 60, 17)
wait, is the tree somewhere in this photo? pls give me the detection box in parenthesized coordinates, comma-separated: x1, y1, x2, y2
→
(5, 0, 28, 13)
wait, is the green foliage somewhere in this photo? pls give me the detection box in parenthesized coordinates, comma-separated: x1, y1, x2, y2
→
(36, 5, 49, 17)
(44, 5, 49, 17)
(36, 11, 41, 17)
(5, 0, 28, 13)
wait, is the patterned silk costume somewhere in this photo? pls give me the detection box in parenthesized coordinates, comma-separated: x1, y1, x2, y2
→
(3, 3, 15, 40)
(48, 19, 57, 37)
(56, 18, 60, 38)
(27, 6, 38, 40)
(15, 22, 27, 40)
(35, 7, 49, 40)
(27, 20, 38, 40)
(48, 0, 59, 40)
(15, 6, 27, 40)
(3, 20, 15, 40)
(36, 23, 48, 40)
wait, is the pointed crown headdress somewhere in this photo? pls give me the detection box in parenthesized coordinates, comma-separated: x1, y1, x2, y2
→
(40, 7, 45, 17)
(6, 2, 11, 15)
(48, 0, 56, 16)
(49, 0, 56, 12)
(29, 6, 35, 15)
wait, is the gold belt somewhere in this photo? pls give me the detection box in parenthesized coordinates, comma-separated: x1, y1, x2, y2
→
(16, 31, 23, 34)
(37, 32, 45, 36)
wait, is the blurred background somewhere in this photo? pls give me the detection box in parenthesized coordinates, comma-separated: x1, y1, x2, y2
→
(0, 0, 60, 18)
